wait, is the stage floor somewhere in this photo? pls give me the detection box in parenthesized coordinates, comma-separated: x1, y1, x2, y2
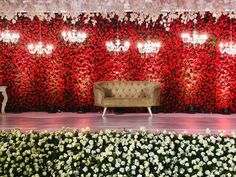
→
(1, 112, 236, 134)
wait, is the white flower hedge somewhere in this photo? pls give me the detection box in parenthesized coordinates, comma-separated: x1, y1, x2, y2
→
(0, 128, 236, 177)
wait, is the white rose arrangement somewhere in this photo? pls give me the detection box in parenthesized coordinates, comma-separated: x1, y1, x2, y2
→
(0, 128, 235, 176)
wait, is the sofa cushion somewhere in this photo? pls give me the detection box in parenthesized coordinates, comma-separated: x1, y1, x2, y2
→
(102, 98, 153, 107)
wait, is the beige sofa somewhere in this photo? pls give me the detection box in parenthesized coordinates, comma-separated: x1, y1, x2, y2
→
(93, 81, 161, 118)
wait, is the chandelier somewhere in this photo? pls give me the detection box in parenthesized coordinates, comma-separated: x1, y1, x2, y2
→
(106, 39, 130, 52)
(0, 30, 20, 43)
(219, 42, 236, 55)
(181, 31, 208, 44)
(61, 30, 86, 43)
(137, 41, 161, 54)
(219, 13, 236, 56)
(28, 42, 53, 55)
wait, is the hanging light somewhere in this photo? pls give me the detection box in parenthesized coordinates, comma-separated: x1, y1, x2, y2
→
(61, 30, 86, 43)
(28, 42, 53, 55)
(219, 42, 236, 55)
(181, 31, 208, 44)
(27, 20, 53, 55)
(106, 39, 130, 52)
(137, 41, 161, 54)
(219, 11, 236, 56)
(106, 10, 130, 53)
(0, 30, 20, 43)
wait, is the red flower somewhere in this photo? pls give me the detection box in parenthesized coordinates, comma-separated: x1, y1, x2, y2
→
(0, 13, 235, 112)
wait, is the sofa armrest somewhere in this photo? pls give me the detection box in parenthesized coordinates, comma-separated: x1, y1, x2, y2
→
(93, 84, 105, 106)
(152, 86, 161, 106)
(143, 83, 161, 105)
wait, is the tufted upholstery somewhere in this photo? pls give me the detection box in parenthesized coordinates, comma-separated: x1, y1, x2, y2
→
(94, 81, 161, 107)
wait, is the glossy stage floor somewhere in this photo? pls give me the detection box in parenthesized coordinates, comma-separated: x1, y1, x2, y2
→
(1, 112, 236, 134)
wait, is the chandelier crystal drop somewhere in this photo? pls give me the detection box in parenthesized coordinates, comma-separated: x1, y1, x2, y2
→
(61, 30, 86, 43)
(181, 31, 208, 44)
(106, 39, 130, 52)
(28, 42, 53, 55)
(137, 41, 161, 54)
(219, 42, 236, 55)
(0, 30, 20, 43)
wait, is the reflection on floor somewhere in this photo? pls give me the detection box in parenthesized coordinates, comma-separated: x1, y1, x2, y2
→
(0, 112, 236, 134)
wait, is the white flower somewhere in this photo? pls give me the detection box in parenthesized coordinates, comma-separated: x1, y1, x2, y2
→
(123, 146, 128, 151)
(121, 161, 126, 165)
(149, 152, 154, 157)
(119, 168, 124, 173)
(205, 170, 210, 175)
(140, 127, 146, 132)
(108, 157, 113, 162)
(180, 168, 185, 174)
(82, 167, 88, 172)
(203, 156, 209, 162)
(115, 162, 120, 168)
(81, 127, 90, 133)
(212, 158, 217, 163)
(205, 128, 211, 134)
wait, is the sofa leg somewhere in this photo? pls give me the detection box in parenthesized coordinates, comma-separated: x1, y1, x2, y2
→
(147, 107, 153, 117)
(102, 107, 107, 118)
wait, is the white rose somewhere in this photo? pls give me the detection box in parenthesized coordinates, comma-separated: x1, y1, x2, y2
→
(180, 168, 185, 174)
(121, 161, 125, 165)
(119, 168, 124, 173)
(108, 157, 113, 162)
(82, 167, 88, 172)
(205, 170, 210, 175)
(115, 162, 120, 168)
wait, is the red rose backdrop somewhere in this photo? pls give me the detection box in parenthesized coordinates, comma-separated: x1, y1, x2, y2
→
(0, 13, 236, 113)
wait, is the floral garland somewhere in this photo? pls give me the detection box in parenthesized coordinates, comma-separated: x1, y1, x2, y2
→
(6, 11, 236, 31)
(0, 128, 235, 176)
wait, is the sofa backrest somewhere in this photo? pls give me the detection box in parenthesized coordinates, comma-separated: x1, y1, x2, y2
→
(97, 81, 159, 98)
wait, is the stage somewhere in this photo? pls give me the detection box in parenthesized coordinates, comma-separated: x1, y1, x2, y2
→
(1, 112, 236, 134)
(1, 112, 236, 176)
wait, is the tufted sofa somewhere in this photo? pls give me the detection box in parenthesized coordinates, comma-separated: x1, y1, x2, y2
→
(93, 81, 161, 118)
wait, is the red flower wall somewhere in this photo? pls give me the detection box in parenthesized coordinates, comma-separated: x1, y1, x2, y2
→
(0, 13, 236, 112)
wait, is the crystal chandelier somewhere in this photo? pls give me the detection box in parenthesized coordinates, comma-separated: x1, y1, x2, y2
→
(219, 42, 236, 55)
(106, 39, 130, 52)
(61, 30, 86, 43)
(219, 14, 236, 56)
(28, 42, 53, 55)
(137, 41, 161, 54)
(0, 30, 20, 43)
(181, 31, 208, 44)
